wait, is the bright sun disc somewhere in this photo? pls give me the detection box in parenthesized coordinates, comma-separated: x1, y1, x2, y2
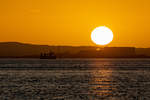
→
(91, 26, 113, 45)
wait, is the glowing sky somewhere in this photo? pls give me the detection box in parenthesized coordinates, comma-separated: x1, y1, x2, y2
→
(0, 0, 150, 47)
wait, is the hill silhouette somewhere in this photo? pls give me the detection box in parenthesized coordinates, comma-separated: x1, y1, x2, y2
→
(0, 42, 98, 58)
(0, 42, 52, 57)
(0, 42, 150, 58)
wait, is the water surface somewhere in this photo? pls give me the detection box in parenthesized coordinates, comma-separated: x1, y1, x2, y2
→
(0, 59, 149, 100)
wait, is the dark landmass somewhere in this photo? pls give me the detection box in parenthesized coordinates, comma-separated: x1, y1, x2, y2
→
(0, 42, 150, 58)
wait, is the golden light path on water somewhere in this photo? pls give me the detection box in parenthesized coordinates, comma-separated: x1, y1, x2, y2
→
(88, 61, 116, 99)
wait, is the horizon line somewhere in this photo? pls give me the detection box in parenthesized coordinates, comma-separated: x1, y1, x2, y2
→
(0, 41, 150, 48)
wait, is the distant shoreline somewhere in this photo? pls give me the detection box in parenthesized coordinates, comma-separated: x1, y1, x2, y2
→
(0, 42, 150, 58)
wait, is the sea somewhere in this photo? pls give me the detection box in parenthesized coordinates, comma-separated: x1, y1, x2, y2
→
(0, 58, 150, 100)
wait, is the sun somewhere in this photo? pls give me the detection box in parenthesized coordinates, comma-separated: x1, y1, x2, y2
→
(91, 26, 113, 45)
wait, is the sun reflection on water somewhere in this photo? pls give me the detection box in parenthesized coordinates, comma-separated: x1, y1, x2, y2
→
(89, 69, 116, 99)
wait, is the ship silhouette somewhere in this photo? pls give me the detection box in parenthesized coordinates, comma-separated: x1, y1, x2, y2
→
(40, 51, 56, 59)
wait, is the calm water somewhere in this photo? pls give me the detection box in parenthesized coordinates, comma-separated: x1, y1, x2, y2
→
(0, 59, 150, 100)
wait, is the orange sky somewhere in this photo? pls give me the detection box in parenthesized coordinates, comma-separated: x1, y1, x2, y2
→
(0, 0, 150, 47)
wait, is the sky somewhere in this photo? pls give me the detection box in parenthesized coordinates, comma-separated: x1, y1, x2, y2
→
(0, 0, 150, 47)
